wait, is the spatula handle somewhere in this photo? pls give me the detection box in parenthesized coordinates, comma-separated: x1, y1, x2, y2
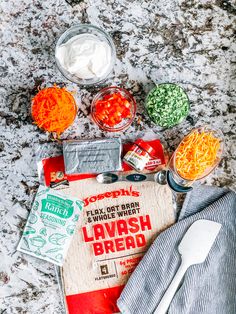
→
(154, 261, 189, 314)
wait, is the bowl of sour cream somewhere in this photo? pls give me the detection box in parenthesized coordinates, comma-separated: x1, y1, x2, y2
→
(55, 24, 116, 86)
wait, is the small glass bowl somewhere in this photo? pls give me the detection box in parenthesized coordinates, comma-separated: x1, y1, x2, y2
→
(145, 83, 190, 128)
(55, 24, 116, 86)
(91, 86, 136, 132)
(169, 126, 224, 186)
(31, 87, 77, 135)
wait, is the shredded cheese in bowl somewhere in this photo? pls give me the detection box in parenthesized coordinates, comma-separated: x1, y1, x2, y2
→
(174, 126, 224, 181)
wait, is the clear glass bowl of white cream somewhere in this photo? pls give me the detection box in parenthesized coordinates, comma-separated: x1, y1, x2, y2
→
(55, 24, 116, 86)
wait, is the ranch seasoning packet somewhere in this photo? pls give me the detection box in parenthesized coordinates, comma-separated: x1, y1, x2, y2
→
(17, 185, 84, 266)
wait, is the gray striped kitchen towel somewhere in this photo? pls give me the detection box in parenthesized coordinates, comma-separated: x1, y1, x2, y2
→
(117, 185, 236, 314)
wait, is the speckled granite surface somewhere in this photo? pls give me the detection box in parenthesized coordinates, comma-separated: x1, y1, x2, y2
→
(0, 0, 235, 313)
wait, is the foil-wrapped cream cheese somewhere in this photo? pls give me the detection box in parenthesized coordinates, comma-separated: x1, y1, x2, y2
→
(63, 138, 122, 175)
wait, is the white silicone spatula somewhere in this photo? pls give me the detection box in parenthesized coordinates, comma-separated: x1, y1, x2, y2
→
(154, 219, 222, 314)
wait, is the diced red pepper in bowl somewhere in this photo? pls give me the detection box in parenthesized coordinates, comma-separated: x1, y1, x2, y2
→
(91, 86, 136, 132)
(94, 93, 132, 127)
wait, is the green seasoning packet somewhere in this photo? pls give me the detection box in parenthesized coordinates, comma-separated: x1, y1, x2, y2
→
(17, 185, 84, 266)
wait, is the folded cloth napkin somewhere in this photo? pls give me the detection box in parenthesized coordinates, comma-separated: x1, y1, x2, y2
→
(117, 185, 236, 314)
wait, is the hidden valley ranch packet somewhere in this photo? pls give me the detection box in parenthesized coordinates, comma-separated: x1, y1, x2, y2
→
(17, 185, 84, 266)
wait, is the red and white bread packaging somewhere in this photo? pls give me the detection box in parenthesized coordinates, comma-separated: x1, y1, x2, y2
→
(40, 139, 174, 314)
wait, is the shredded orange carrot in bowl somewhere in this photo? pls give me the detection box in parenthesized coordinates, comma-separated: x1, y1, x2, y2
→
(175, 127, 222, 181)
(32, 86, 77, 135)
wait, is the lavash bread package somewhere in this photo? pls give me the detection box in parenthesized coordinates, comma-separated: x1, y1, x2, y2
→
(38, 139, 174, 313)
(56, 180, 174, 313)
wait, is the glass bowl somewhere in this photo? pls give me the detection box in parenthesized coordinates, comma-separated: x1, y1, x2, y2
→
(55, 24, 116, 86)
(31, 86, 77, 135)
(145, 83, 190, 128)
(91, 86, 136, 132)
(169, 126, 224, 186)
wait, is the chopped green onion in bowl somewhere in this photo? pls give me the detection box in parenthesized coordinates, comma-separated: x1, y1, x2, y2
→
(145, 83, 190, 128)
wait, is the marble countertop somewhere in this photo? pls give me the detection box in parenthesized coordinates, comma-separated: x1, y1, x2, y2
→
(0, 0, 235, 313)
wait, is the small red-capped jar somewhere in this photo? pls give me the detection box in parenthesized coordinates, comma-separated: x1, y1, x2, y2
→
(123, 139, 155, 171)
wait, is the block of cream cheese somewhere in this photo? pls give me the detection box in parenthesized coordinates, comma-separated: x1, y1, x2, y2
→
(63, 138, 122, 175)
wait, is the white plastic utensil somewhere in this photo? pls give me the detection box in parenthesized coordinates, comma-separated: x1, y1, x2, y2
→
(154, 219, 222, 314)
